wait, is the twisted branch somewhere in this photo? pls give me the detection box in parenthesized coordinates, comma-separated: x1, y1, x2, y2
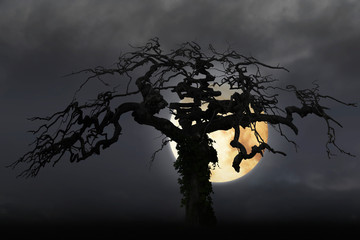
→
(12, 38, 355, 177)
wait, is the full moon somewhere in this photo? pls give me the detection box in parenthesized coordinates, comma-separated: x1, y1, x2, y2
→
(169, 119, 268, 183)
(169, 87, 268, 183)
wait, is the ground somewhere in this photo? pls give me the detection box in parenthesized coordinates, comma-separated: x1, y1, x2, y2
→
(2, 220, 358, 239)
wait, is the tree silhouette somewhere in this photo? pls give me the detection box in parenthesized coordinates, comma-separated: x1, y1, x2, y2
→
(11, 38, 355, 226)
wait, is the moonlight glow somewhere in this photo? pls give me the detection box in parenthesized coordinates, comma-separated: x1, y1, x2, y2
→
(208, 122, 268, 182)
(169, 118, 268, 183)
(169, 86, 268, 183)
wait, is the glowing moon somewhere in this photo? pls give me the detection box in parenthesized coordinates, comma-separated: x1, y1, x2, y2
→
(169, 118, 268, 183)
(169, 86, 268, 183)
(207, 122, 268, 182)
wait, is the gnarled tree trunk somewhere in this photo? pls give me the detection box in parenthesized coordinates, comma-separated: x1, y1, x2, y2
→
(174, 136, 217, 227)
(185, 172, 201, 225)
(184, 172, 217, 226)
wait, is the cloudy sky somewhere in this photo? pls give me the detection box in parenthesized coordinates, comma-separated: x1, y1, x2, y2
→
(1, 0, 359, 231)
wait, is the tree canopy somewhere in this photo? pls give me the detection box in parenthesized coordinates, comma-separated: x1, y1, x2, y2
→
(11, 38, 355, 226)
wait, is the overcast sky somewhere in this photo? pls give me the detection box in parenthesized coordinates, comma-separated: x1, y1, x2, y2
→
(1, 0, 360, 231)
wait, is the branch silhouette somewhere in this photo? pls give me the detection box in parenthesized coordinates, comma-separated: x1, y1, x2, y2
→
(11, 38, 356, 226)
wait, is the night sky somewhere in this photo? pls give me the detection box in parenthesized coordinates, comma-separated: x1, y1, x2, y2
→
(1, 0, 360, 234)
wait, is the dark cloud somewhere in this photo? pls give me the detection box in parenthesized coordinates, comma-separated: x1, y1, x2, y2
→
(0, 0, 359, 230)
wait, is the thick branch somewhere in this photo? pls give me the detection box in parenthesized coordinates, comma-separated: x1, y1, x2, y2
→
(231, 141, 286, 172)
(197, 112, 298, 135)
(229, 124, 286, 172)
(132, 105, 183, 143)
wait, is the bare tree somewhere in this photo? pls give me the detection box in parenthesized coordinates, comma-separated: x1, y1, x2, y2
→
(11, 38, 355, 226)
